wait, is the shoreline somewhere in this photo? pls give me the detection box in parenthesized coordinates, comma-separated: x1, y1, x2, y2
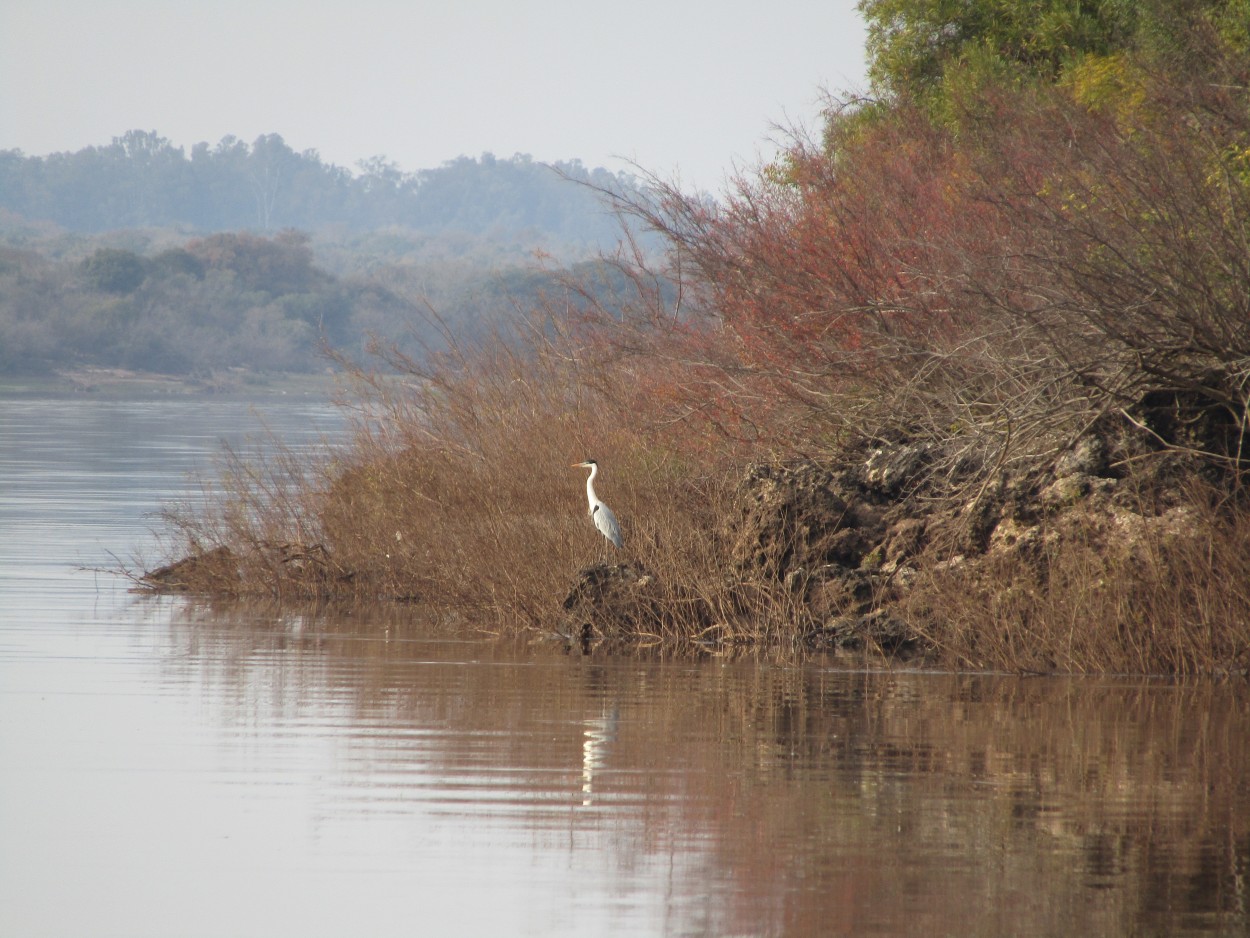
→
(0, 367, 341, 400)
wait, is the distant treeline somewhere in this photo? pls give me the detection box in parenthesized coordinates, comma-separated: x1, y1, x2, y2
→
(0, 131, 638, 246)
(0, 131, 674, 377)
(0, 226, 654, 376)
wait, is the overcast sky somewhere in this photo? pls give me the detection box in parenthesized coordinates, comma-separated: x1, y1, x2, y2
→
(1, 1, 868, 192)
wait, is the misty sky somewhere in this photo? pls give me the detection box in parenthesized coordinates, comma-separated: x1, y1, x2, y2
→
(0, 0, 868, 192)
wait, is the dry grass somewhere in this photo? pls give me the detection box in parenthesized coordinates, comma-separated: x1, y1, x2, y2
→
(151, 308, 780, 640)
(903, 481, 1250, 675)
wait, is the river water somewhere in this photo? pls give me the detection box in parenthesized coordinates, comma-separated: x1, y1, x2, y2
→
(1, 392, 1248, 938)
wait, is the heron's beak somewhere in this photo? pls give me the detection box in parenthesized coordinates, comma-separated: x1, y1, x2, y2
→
(570, 461, 587, 468)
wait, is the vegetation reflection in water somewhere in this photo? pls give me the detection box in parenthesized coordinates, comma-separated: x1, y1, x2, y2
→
(162, 598, 1250, 937)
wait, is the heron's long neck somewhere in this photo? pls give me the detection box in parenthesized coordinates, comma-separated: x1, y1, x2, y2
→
(585, 464, 599, 506)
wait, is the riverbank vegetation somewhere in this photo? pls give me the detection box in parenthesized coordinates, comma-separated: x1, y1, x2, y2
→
(146, 0, 1250, 675)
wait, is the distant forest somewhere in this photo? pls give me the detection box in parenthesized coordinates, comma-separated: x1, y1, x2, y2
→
(0, 132, 665, 378)
(0, 130, 638, 245)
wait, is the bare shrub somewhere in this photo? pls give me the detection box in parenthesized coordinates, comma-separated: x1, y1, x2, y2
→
(961, 73, 1250, 474)
(613, 62, 1250, 508)
(609, 105, 1108, 526)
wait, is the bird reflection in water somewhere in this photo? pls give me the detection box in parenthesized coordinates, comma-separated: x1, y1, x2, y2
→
(581, 706, 620, 806)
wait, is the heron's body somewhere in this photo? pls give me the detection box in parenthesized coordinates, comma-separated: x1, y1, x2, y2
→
(572, 459, 623, 549)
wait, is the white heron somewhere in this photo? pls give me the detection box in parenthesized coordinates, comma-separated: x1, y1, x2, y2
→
(571, 459, 623, 549)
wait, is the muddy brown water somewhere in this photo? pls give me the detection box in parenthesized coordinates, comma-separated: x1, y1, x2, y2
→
(1, 393, 1247, 937)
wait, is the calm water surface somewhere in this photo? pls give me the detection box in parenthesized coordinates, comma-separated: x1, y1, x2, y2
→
(1, 393, 1248, 938)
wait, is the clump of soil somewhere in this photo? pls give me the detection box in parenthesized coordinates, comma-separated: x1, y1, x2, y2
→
(141, 545, 240, 593)
(561, 562, 660, 642)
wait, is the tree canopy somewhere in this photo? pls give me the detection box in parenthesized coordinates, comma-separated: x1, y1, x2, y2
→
(857, 0, 1248, 117)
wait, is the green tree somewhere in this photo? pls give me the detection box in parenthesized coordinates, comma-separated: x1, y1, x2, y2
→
(107, 130, 190, 226)
(858, 0, 1140, 102)
(148, 247, 206, 281)
(82, 247, 146, 293)
(847, 0, 1250, 146)
(184, 230, 327, 294)
(247, 133, 297, 230)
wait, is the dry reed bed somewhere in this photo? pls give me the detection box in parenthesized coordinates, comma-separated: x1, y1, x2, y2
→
(150, 323, 762, 642)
